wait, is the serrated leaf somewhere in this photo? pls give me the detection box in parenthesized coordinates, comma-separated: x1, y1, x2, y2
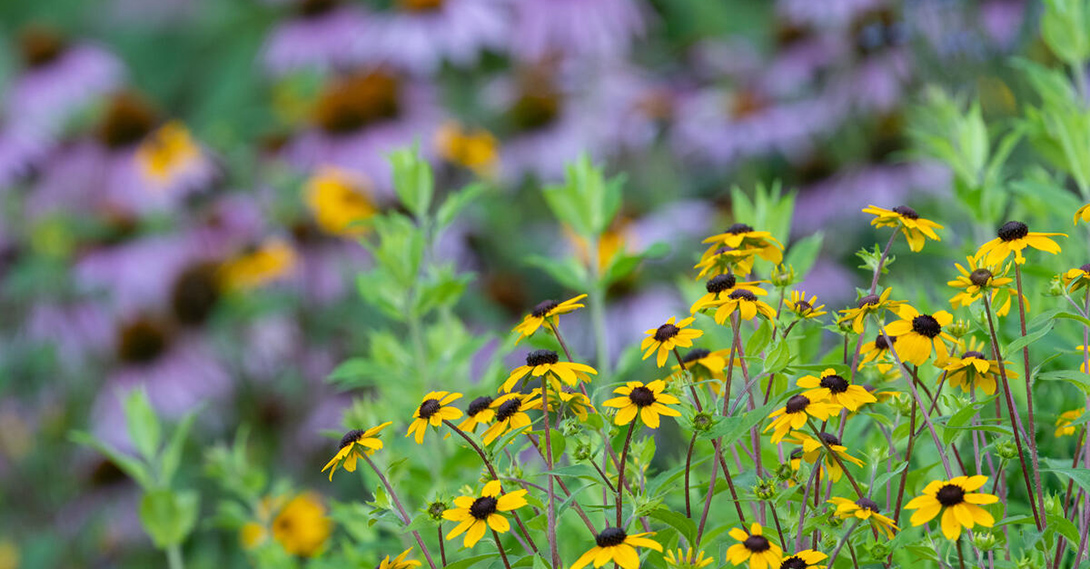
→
(648, 508, 696, 545)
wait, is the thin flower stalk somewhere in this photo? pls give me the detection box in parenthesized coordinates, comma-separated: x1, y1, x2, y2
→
(539, 376, 560, 569)
(361, 454, 439, 569)
(615, 420, 637, 526)
(1013, 264, 1047, 528)
(794, 462, 823, 551)
(492, 530, 513, 569)
(826, 519, 860, 568)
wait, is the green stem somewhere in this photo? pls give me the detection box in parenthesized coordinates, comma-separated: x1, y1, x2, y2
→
(167, 545, 184, 569)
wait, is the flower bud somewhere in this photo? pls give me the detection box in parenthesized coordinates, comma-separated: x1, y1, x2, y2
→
(946, 318, 971, 339)
(972, 531, 998, 551)
(692, 412, 714, 433)
(770, 264, 796, 287)
(753, 478, 776, 501)
(1048, 275, 1066, 297)
(426, 500, 448, 521)
(995, 439, 1019, 460)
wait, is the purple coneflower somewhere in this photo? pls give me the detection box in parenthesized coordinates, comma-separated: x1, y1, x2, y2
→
(366, 0, 508, 75)
(262, 0, 371, 76)
(509, 0, 647, 62)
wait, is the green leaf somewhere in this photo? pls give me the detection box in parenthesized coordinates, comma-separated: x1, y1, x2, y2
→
(437, 183, 484, 229)
(763, 341, 792, 374)
(1042, 466, 1090, 495)
(1046, 513, 1081, 547)
(942, 396, 998, 445)
(1002, 323, 1053, 358)
(747, 320, 774, 357)
(1037, 370, 1090, 395)
(784, 232, 824, 277)
(389, 147, 433, 220)
(700, 400, 778, 442)
(160, 410, 199, 486)
(124, 389, 161, 463)
(525, 255, 589, 291)
(139, 489, 199, 548)
(443, 554, 494, 569)
(69, 431, 153, 488)
(648, 508, 697, 545)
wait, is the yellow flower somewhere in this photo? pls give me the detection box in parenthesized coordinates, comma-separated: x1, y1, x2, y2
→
(219, 239, 297, 291)
(882, 306, 955, 366)
(571, 527, 663, 569)
(939, 338, 1016, 396)
(407, 392, 464, 444)
(602, 379, 682, 429)
(785, 431, 864, 483)
(904, 475, 998, 540)
(1074, 203, 1090, 225)
(828, 497, 899, 539)
(694, 246, 759, 279)
(272, 493, 333, 557)
(641, 317, 704, 367)
(434, 121, 499, 177)
(775, 550, 827, 568)
(443, 481, 528, 548)
(553, 389, 596, 421)
(690, 273, 767, 314)
(673, 349, 742, 393)
(512, 294, 587, 344)
(764, 394, 840, 444)
(501, 349, 597, 392)
(379, 548, 422, 569)
(706, 289, 777, 325)
(785, 291, 826, 319)
(796, 368, 877, 411)
(322, 422, 394, 480)
(859, 334, 896, 368)
(948, 256, 1022, 317)
(1062, 264, 1090, 292)
(664, 547, 715, 569)
(304, 166, 377, 237)
(1056, 408, 1085, 437)
(702, 223, 784, 264)
(481, 392, 541, 445)
(974, 221, 1064, 266)
(135, 121, 203, 185)
(0, 539, 18, 569)
(862, 205, 943, 252)
(458, 396, 496, 433)
(726, 523, 783, 569)
(566, 221, 631, 273)
(837, 288, 904, 334)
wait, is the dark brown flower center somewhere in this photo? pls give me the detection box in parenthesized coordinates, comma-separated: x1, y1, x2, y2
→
(400, 0, 444, 11)
(117, 319, 169, 365)
(509, 92, 560, 132)
(874, 334, 895, 350)
(19, 26, 66, 68)
(857, 294, 881, 308)
(469, 496, 498, 519)
(595, 527, 627, 547)
(856, 497, 880, 512)
(819, 374, 850, 394)
(1081, 263, 1090, 273)
(795, 301, 813, 312)
(818, 432, 840, 446)
(962, 351, 986, 360)
(531, 299, 559, 318)
(726, 223, 754, 234)
(496, 398, 522, 421)
(339, 429, 365, 449)
(997, 221, 1028, 242)
(936, 484, 966, 506)
(969, 269, 992, 287)
(789, 448, 803, 459)
(683, 348, 711, 363)
(706, 273, 737, 293)
(728, 289, 757, 302)
(171, 262, 220, 326)
(417, 398, 442, 419)
(467, 396, 493, 417)
(314, 72, 401, 135)
(654, 324, 680, 342)
(526, 349, 559, 366)
(892, 205, 918, 220)
(298, 0, 337, 17)
(911, 314, 942, 338)
(628, 386, 656, 407)
(98, 92, 158, 149)
(785, 395, 810, 414)
(743, 535, 770, 552)
(780, 557, 807, 569)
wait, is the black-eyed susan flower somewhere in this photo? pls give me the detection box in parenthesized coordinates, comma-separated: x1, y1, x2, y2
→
(1062, 263, 1090, 292)
(785, 431, 864, 483)
(501, 349, 597, 392)
(785, 291, 826, 320)
(322, 422, 393, 480)
(975, 220, 1065, 266)
(443, 481, 528, 548)
(703, 223, 784, 264)
(765, 395, 840, 444)
(135, 121, 204, 186)
(407, 391, 464, 444)
(859, 334, 896, 368)
(457, 396, 495, 433)
(304, 166, 377, 237)
(664, 547, 715, 569)
(862, 205, 943, 252)
(776, 550, 828, 569)
(796, 368, 877, 411)
(481, 392, 541, 445)
(709, 289, 778, 325)
(1076, 204, 1090, 225)
(271, 492, 333, 557)
(1056, 408, 1085, 437)
(690, 273, 767, 314)
(726, 523, 783, 569)
(882, 306, 954, 366)
(602, 380, 681, 429)
(948, 256, 1022, 317)
(434, 121, 498, 177)
(674, 348, 740, 381)
(904, 475, 998, 540)
(570, 527, 662, 569)
(939, 338, 1015, 396)
(641, 317, 703, 367)
(379, 548, 422, 569)
(828, 496, 899, 539)
(554, 389, 595, 421)
(694, 246, 759, 279)
(512, 294, 587, 344)
(837, 288, 904, 334)
(219, 239, 297, 292)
